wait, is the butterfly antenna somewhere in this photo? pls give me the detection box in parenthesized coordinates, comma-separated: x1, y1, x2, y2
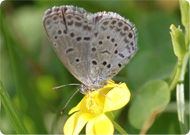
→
(53, 83, 81, 90)
(60, 88, 80, 115)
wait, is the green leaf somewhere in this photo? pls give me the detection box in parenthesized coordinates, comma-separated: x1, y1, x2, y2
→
(0, 81, 28, 134)
(148, 112, 181, 134)
(128, 80, 170, 130)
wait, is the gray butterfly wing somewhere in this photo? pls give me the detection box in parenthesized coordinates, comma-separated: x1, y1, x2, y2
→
(43, 6, 94, 85)
(43, 6, 137, 89)
(88, 12, 137, 86)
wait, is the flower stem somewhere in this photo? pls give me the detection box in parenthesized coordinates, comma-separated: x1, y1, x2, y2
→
(176, 53, 189, 133)
(169, 49, 189, 134)
(169, 59, 183, 91)
(106, 112, 128, 134)
(113, 121, 128, 135)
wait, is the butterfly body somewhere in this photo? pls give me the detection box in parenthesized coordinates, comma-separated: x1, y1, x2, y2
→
(43, 5, 137, 94)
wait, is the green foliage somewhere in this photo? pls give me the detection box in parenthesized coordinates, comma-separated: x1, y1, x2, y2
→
(0, 0, 189, 134)
(180, 0, 190, 29)
(0, 82, 27, 134)
(129, 80, 170, 131)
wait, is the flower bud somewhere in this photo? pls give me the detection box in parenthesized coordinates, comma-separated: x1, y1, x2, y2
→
(170, 24, 186, 59)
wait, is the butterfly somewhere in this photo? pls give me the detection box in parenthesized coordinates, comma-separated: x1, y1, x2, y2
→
(43, 5, 137, 94)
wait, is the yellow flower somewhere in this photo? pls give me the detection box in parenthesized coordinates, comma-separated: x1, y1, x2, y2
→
(63, 80, 131, 134)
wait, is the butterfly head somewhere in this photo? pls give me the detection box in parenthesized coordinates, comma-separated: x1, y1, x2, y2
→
(79, 84, 89, 94)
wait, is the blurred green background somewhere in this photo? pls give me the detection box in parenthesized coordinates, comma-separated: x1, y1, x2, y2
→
(0, 0, 189, 134)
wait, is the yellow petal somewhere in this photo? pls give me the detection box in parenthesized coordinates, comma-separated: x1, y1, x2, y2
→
(64, 112, 94, 135)
(69, 95, 89, 115)
(63, 112, 76, 134)
(69, 103, 81, 115)
(93, 114, 114, 134)
(104, 82, 131, 112)
(86, 119, 95, 135)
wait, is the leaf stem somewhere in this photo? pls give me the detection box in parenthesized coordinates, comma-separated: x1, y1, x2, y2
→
(113, 121, 128, 135)
(169, 59, 183, 91)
